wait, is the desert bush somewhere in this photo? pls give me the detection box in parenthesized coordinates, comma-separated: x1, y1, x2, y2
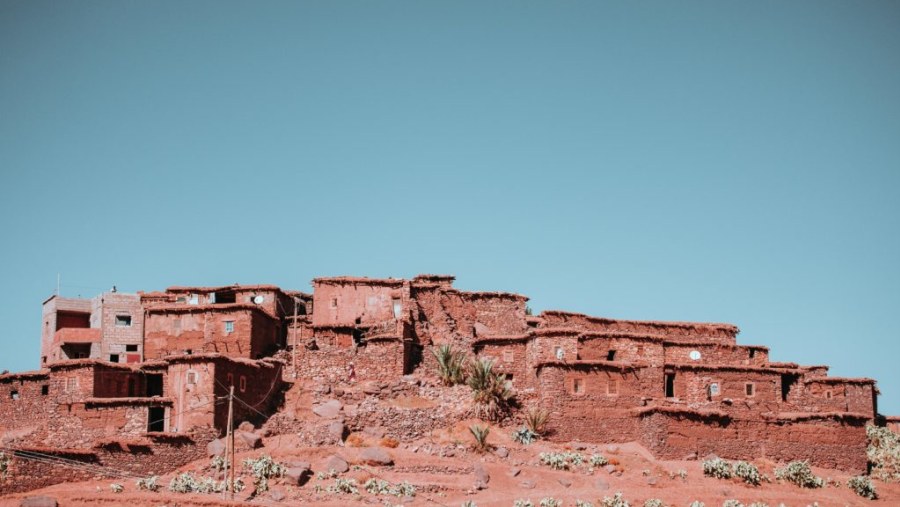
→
(733, 461, 761, 486)
(363, 478, 416, 497)
(643, 500, 664, 507)
(512, 426, 538, 445)
(540, 498, 562, 507)
(461, 501, 477, 507)
(210, 455, 226, 471)
(110, 483, 124, 493)
(600, 492, 631, 507)
(524, 407, 550, 435)
(575, 501, 595, 507)
(747, 503, 769, 507)
(590, 454, 609, 467)
(688, 502, 705, 507)
(327, 477, 359, 494)
(847, 475, 877, 500)
(722, 501, 744, 507)
(243, 454, 287, 493)
(774, 461, 823, 488)
(135, 475, 160, 492)
(0, 452, 9, 479)
(467, 358, 514, 421)
(867, 424, 900, 482)
(167, 472, 239, 494)
(515, 500, 535, 507)
(433, 344, 468, 386)
(539, 451, 584, 470)
(469, 424, 491, 453)
(702, 457, 732, 479)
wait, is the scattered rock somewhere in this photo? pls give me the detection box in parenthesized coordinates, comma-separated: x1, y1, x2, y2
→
(494, 446, 509, 458)
(238, 421, 255, 432)
(343, 404, 359, 417)
(606, 445, 620, 453)
(333, 387, 345, 397)
(237, 431, 263, 449)
(508, 467, 521, 477)
(573, 442, 588, 450)
(289, 460, 312, 469)
(362, 382, 382, 395)
(595, 479, 610, 491)
(558, 478, 572, 487)
(20, 497, 57, 507)
(270, 489, 286, 502)
(285, 466, 311, 486)
(647, 476, 658, 486)
(683, 452, 698, 460)
(312, 399, 343, 419)
(207, 438, 226, 457)
(604, 464, 616, 474)
(359, 447, 393, 466)
(324, 454, 349, 473)
(327, 421, 346, 442)
(473, 463, 490, 485)
(520, 480, 536, 489)
(363, 426, 386, 439)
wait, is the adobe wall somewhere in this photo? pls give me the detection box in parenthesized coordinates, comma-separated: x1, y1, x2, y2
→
(578, 335, 665, 366)
(670, 367, 782, 409)
(800, 379, 876, 418)
(165, 360, 218, 433)
(144, 306, 277, 359)
(293, 339, 406, 386)
(638, 410, 868, 472)
(0, 373, 52, 440)
(212, 359, 283, 431)
(474, 340, 532, 391)
(541, 311, 739, 345)
(312, 279, 403, 327)
(410, 286, 528, 347)
(40, 296, 93, 364)
(0, 428, 216, 494)
(664, 342, 768, 366)
(92, 293, 144, 362)
(92, 365, 147, 398)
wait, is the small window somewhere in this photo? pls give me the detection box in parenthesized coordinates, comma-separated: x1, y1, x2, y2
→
(115, 315, 132, 327)
(825, 390, 833, 399)
(636, 346, 645, 356)
(226, 373, 234, 387)
(709, 383, 720, 396)
(125, 344, 138, 352)
(749, 349, 756, 359)
(187, 371, 197, 384)
(554, 346, 564, 360)
(745, 382, 755, 397)
(607, 379, 619, 395)
(330, 297, 338, 308)
(189, 294, 199, 305)
(606, 350, 617, 361)
(42, 356, 47, 364)
(502, 350, 515, 363)
(239, 375, 247, 393)
(109, 354, 119, 363)
(11, 390, 19, 400)
(224, 321, 234, 334)
(392, 298, 402, 318)
(572, 378, 585, 395)
(41, 385, 49, 396)
(66, 377, 77, 392)
(176, 296, 186, 303)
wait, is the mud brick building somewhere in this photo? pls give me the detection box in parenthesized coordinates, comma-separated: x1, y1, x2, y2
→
(2, 274, 896, 478)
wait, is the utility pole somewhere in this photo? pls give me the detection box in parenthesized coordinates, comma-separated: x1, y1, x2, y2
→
(225, 385, 235, 500)
(292, 297, 298, 378)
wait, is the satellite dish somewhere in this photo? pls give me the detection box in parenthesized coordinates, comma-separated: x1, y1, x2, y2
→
(689, 350, 702, 361)
(253, 295, 265, 304)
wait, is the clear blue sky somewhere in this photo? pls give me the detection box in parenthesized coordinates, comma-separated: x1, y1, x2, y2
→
(1, 1, 898, 414)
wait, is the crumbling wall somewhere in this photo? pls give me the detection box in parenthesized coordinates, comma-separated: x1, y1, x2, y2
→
(312, 279, 403, 327)
(541, 311, 739, 345)
(144, 306, 276, 360)
(578, 335, 665, 365)
(664, 342, 768, 366)
(293, 339, 405, 386)
(474, 340, 532, 390)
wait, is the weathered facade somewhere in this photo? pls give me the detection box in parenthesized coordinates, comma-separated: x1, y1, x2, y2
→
(2, 274, 895, 479)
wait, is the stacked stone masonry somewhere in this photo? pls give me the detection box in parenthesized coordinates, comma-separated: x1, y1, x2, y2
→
(1, 274, 895, 492)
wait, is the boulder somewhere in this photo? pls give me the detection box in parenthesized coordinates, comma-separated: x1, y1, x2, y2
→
(494, 447, 509, 458)
(508, 467, 521, 477)
(324, 454, 349, 473)
(362, 382, 382, 395)
(285, 466, 311, 486)
(363, 426, 385, 439)
(238, 421, 255, 432)
(519, 480, 536, 489)
(313, 399, 343, 419)
(359, 447, 393, 466)
(207, 438, 226, 457)
(558, 478, 572, 487)
(237, 431, 263, 449)
(473, 463, 490, 485)
(270, 489, 286, 502)
(327, 421, 346, 442)
(20, 497, 58, 507)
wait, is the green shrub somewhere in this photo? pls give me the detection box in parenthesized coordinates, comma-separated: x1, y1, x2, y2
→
(467, 358, 514, 421)
(689, 502, 705, 507)
(514, 500, 535, 507)
(702, 457, 732, 479)
(847, 475, 877, 500)
(512, 426, 538, 445)
(539, 451, 584, 470)
(135, 475, 160, 492)
(575, 501, 594, 507)
(524, 407, 550, 435)
(363, 478, 416, 497)
(722, 501, 744, 507)
(327, 477, 359, 494)
(590, 454, 609, 467)
(643, 500, 664, 507)
(747, 503, 769, 507)
(433, 344, 468, 386)
(774, 460, 823, 488)
(110, 483, 124, 493)
(600, 492, 631, 507)
(867, 424, 900, 482)
(469, 424, 491, 453)
(242, 455, 287, 493)
(540, 498, 561, 507)
(210, 455, 226, 471)
(733, 461, 761, 486)
(167, 472, 241, 494)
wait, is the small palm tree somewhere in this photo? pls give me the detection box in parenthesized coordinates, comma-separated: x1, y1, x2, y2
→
(469, 424, 491, 453)
(467, 358, 514, 421)
(524, 406, 550, 436)
(432, 344, 467, 386)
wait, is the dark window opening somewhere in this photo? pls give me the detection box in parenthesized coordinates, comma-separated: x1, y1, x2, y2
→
(147, 407, 165, 432)
(41, 385, 49, 395)
(215, 291, 236, 304)
(573, 378, 585, 394)
(825, 390, 833, 399)
(226, 373, 234, 387)
(606, 350, 617, 361)
(749, 349, 756, 359)
(56, 311, 90, 330)
(239, 376, 247, 393)
(665, 373, 675, 398)
(61, 343, 92, 360)
(146, 374, 163, 397)
(352, 329, 363, 346)
(781, 374, 797, 402)
(115, 315, 132, 327)
(42, 356, 47, 364)
(608, 379, 619, 395)
(109, 354, 119, 363)
(330, 298, 338, 308)
(127, 378, 136, 397)
(10, 390, 19, 400)
(126, 344, 138, 352)
(745, 383, 755, 396)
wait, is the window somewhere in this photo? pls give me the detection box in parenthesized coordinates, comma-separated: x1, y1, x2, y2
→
(186, 371, 197, 384)
(115, 315, 132, 327)
(709, 383, 720, 396)
(10, 390, 19, 400)
(665, 373, 675, 397)
(125, 344, 138, 352)
(224, 321, 235, 334)
(330, 297, 338, 309)
(502, 350, 515, 363)
(392, 298, 402, 318)
(572, 378, 585, 395)
(554, 346, 564, 360)
(825, 390, 833, 399)
(606, 350, 617, 361)
(745, 382, 755, 397)
(109, 354, 119, 363)
(239, 375, 247, 393)
(227, 373, 234, 387)
(749, 349, 756, 359)
(41, 385, 49, 396)
(607, 379, 619, 395)
(66, 377, 77, 392)
(42, 356, 47, 364)
(189, 294, 199, 305)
